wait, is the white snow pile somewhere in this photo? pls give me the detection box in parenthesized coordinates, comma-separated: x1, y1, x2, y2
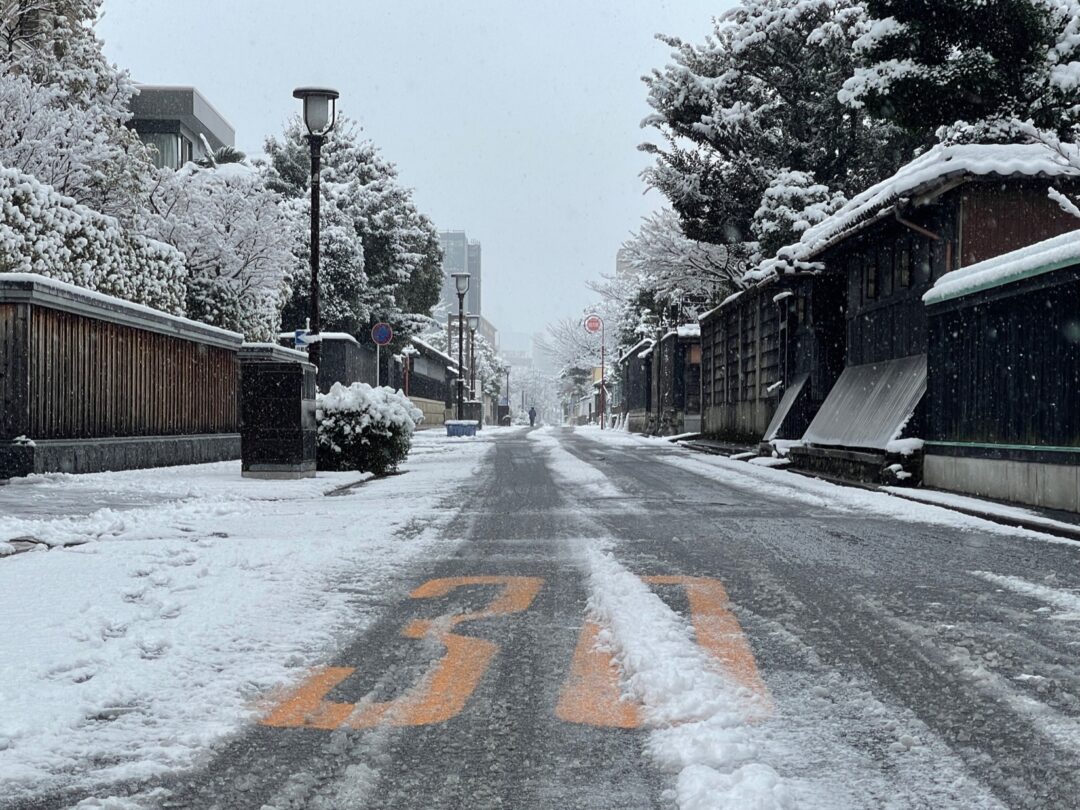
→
(677, 323, 701, 339)
(0, 163, 187, 314)
(584, 547, 790, 810)
(747, 143, 1080, 283)
(317, 382, 424, 439)
(925, 228, 1080, 304)
(885, 438, 924, 456)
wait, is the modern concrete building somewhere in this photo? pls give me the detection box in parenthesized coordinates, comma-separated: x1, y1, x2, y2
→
(438, 231, 482, 317)
(128, 85, 235, 170)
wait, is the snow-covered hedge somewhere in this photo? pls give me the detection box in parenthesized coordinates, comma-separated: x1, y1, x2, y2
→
(316, 382, 423, 475)
(0, 164, 187, 314)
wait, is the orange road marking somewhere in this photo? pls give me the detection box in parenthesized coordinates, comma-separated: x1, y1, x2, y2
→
(261, 576, 543, 730)
(555, 619, 641, 728)
(644, 576, 772, 714)
(557, 575, 769, 728)
(261, 666, 356, 729)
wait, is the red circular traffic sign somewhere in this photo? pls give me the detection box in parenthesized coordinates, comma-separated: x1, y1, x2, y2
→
(583, 314, 603, 334)
(371, 322, 394, 346)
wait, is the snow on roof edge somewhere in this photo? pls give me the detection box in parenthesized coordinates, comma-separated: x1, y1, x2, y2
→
(925, 228, 1080, 305)
(755, 143, 1080, 282)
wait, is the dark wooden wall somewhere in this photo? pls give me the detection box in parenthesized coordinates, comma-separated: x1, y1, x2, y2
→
(960, 181, 1080, 267)
(2, 304, 238, 441)
(928, 268, 1080, 449)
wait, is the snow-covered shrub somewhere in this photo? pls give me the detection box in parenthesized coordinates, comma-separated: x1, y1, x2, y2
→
(0, 163, 187, 313)
(316, 382, 423, 475)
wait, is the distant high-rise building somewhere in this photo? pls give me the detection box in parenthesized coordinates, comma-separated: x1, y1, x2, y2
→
(439, 231, 481, 317)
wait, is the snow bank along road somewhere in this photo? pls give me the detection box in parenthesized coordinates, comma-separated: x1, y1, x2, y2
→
(3, 427, 1080, 808)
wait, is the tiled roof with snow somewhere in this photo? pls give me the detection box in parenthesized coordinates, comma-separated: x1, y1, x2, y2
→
(698, 289, 746, 322)
(924, 228, 1080, 305)
(618, 338, 654, 365)
(746, 143, 1080, 284)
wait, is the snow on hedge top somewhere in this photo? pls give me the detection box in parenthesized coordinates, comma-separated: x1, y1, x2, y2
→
(746, 143, 1080, 283)
(925, 228, 1080, 305)
(317, 382, 423, 435)
(0, 163, 187, 314)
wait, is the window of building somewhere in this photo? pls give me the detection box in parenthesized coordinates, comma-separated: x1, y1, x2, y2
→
(864, 257, 877, 301)
(143, 133, 180, 169)
(898, 243, 912, 288)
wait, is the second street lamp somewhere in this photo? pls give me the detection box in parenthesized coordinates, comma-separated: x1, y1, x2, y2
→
(451, 272, 470, 420)
(293, 86, 339, 371)
(467, 314, 480, 401)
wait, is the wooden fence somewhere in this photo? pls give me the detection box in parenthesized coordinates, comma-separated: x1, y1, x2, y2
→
(1, 274, 243, 477)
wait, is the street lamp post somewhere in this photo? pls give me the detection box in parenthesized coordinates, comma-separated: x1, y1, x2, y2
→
(467, 314, 480, 401)
(451, 273, 470, 420)
(292, 86, 339, 371)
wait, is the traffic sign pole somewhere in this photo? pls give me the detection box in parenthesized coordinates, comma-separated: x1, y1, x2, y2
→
(371, 322, 394, 389)
(583, 314, 605, 430)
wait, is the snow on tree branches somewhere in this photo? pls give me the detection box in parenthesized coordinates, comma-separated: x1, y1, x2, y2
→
(0, 162, 186, 313)
(265, 117, 443, 340)
(641, 0, 917, 250)
(841, 0, 1080, 141)
(139, 162, 292, 340)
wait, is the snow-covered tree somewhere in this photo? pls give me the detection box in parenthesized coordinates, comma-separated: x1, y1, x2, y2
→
(639, 0, 920, 250)
(0, 0, 152, 222)
(0, 162, 186, 312)
(264, 117, 443, 340)
(841, 0, 1073, 141)
(752, 170, 847, 258)
(641, 0, 918, 248)
(140, 162, 292, 339)
(586, 210, 742, 355)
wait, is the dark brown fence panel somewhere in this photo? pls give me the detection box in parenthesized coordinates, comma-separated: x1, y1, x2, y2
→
(26, 306, 239, 440)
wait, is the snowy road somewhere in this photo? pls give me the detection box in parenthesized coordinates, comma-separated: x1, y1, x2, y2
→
(3, 426, 1080, 808)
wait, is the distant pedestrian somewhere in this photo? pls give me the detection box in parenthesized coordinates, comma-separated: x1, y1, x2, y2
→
(528, 407, 537, 427)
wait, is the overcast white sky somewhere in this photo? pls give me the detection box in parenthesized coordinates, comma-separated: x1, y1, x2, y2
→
(99, 0, 732, 345)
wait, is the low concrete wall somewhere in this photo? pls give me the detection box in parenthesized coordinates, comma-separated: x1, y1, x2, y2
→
(0, 434, 239, 478)
(412, 396, 449, 428)
(924, 454, 1080, 513)
(703, 400, 775, 443)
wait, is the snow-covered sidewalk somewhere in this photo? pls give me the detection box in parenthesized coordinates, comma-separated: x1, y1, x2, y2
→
(0, 430, 500, 800)
(572, 426, 1076, 545)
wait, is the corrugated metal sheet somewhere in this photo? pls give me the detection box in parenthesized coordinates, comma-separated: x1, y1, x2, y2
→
(802, 354, 926, 450)
(763, 373, 809, 441)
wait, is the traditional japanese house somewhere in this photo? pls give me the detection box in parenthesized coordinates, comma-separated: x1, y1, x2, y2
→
(617, 338, 654, 433)
(770, 143, 1080, 481)
(698, 285, 781, 442)
(923, 232, 1080, 511)
(406, 336, 460, 427)
(651, 325, 703, 435)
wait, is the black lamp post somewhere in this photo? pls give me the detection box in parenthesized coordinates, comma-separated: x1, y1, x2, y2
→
(293, 86, 339, 371)
(451, 272, 470, 419)
(467, 314, 479, 400)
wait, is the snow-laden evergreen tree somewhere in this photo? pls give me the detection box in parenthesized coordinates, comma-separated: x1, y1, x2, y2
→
(140, 162, 293, 339)
(751, 170, 847, 258)
(0, 0, 152, 221)
(641, 0, 918, 251)
(840, 0, 1073, 141)
(265, 117, 443, 340)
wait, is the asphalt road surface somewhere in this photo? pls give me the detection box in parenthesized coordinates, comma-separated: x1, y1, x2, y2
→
(12, 427, 1080, 809)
